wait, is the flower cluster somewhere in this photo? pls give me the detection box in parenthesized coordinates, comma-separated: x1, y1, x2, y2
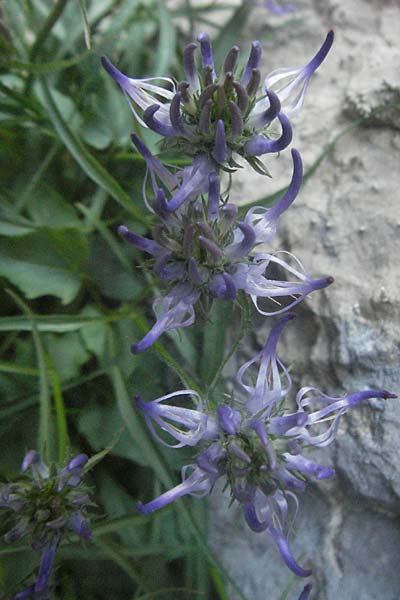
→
(1, 451, 93, 599)
(102, 31, 333, 169)
(120, 141, 332, 352)
(135, 315, 396, 577)
(102, 24, 396, 595)
(102, 31, 335, 353)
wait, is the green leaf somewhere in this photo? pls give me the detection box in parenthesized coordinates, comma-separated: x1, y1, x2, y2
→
(88, 234, 143, 301)
(209, 565, 230, 600)
(0, 202, 34, 236)
(0, 313, 115, 333)
(153, 2, 176, 76)
(80, 305, 109, 361)
(80, 78, 133, 150)
(26, 185, 82, 229)
(38, 78, 149, 225)
(95, 470, 142, 546)
(45, 331, 90, 381)
(200, 301, 234, 386)
(110, 364, 170, 477)
(0, 361, 38, 376)
(93, 539, 143, 586)
(0, 228, 88, 304)
(83, 430, 123, 474)
(48, 360, 69, 463)
(78, 402, 150, 467)
(76, 0, 91, 49)
(9, 51, 91, 73)
(77, 201, 132, 273)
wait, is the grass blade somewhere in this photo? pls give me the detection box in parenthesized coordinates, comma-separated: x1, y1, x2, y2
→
(77, 0, 91, 49)
(48, 360, 69, 463)
(39, 79, 149, 225)
(6, 290, 52, 459)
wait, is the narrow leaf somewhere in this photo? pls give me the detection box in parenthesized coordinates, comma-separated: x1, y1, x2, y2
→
(38, 79, 149, 225)
(6, 290, 52, 459)
(77, 0, 91, 49)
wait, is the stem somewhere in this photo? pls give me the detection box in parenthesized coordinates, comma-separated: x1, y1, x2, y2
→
(25, 0, 69, 92)
(206, 292, 252, 397)
(29, 0, 69, 63)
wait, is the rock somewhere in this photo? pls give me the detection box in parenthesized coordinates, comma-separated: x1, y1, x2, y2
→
(209, 0, 400, 598)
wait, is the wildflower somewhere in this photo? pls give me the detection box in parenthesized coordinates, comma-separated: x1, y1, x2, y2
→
(134, 315, 396, 576)
(1, 452, 94, 598)
(119, 146, 333, 352)
(102, 31, 333, 172)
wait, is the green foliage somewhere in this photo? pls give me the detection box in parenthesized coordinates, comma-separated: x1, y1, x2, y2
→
(0, 1, 245, 598)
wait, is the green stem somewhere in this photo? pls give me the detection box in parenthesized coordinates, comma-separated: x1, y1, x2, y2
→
(29, 0, 69, 63)
(48, 361, 69, 463)
(206, 292, 252, 397)
(25, 0, 69, 92)
(133, 313, 202, 394)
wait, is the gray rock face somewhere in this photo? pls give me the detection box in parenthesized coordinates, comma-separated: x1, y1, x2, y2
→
(208, 0, 400, 598)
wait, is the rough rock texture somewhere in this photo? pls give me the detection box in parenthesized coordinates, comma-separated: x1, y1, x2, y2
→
(208, 0, 400, 598)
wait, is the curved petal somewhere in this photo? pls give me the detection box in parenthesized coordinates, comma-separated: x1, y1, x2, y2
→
(263, 31, 334, 118)
(118, 225, 162, 256)
(131, 284, 200, 353)
(35, 537, 60, 592)
(234, 252, 333, 316)
(183, 42, 200, 92)
(242, 40, 262, 87)
(269, 525, 312, 577)
(295, 387, 396, 447)
(135, 390, 217, 448)
(197, 32, 215, 77)
(236, 314, 294, 415)
(244, 148, 303, 245)
(283, 453, 335, 480)
(244, 112, 292, 156)
(136, 466, 216, 514)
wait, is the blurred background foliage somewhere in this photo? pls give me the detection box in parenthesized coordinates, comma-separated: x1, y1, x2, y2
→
(0, 1, 298, 598)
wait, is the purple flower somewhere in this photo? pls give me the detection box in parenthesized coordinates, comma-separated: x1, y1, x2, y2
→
(137, 464, 219, 515)
(232, 251, 334, 316)
(2, 452, 95, 599)
(263, 30, 334, 118)
(57, 453, 88, 491)
(135, 315, 396, 577)
(236, 314, 294, 415)
(102, 31, 333, 170)
(119, 147, 333, 352)
(130, 283, 200, 354)
(21, 450, 49, 479)
(100, 56, 175, 127)
(135, 390, 218, 448)
(131, 133, 214, 213)
(15, 537, 59, 600)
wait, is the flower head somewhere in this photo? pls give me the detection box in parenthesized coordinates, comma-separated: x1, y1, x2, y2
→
(135, 316, 396, 577)
(1, 452, 94, 598)
(119, 146, 333, 352)
(102, 31, 333, 172)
